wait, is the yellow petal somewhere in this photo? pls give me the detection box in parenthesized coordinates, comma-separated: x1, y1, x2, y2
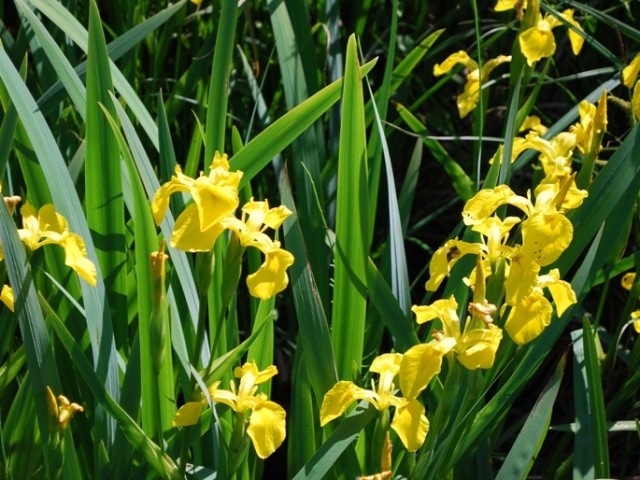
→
(172, 401, 205, 427)
(520, 115, 548, 135)
(539, 269, 576, 316)
(622, 53, 640, 88)
(457, 324, 503, 370)
(1, 285, 14, 312)
(632, 311, 640, 334)
(151, 166, 192, 225)
(433, 51, 478, 76)
(191, 176, 240, 232)
(479, 55, 511, 80)
(561, 10, 584, 55)
(62, 234, 97, 285)
(457, 70, 480, 118)
(246, 248, 294, 299)
(621, 272, 636, 291)
(399, 343, 444, 400)
(633, 81, 640, 121)
(505, 293, 553, 344)
(521, 212, 572, 266)
(391, 399, 429, 452)
(320, 381, 358, 426)
(171, 204, 225, 252)
(425, 239, 483, 291)
(519, 22, 557, 66)
(411, 296, 460, 336)
(504, 251, 540, 305)
(247, 400, 287, 459)
(462, 185, 530, 225)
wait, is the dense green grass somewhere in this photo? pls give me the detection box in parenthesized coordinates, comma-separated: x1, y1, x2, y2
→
(0, 1, 639, 478)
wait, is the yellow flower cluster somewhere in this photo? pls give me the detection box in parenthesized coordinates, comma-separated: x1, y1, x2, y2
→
(1, 189, 97, 312)
(46, 385, 84, 435)
(151, 152, 294, 300)
(173, 362, 286, 459)
(496, 0, 584, 65)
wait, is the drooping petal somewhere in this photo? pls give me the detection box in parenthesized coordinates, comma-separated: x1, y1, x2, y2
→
(457, 70, 480, 118)
(399, 343, 444, 400)
(246, 248, 294, 299)
(519, 21, 557, 66)
(425, 239, 483, 291)
(561, 10, 584, 55)
(521, 212, 573, 266)
(62, 234, 97, 285)
(391, 399, 429, 452)
(172, 401, 205, 427)
(621, 272, 636, 291)
(504, 251, 540, 305)
(539, 269, 576, 316)
(632, 311, 640, 334)
(505, 292, 553, 344)
(320, 381, 358, 426)
(433, 51, 478, 76)
(457, 324, 503, 370)
(171, 204, 225, 252)
(247, 400, 287, 459)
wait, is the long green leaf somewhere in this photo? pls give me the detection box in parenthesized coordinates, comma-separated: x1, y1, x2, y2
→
(496, 354, 566, 480)
(86, 0, 127, 350)
(331, 34, 369, 381)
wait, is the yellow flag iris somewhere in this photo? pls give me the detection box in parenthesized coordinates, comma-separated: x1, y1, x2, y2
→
(221, 199, 294, 299)
(17, 202, 97, 285)
(320, 352, 436, 452)
(173, 362, 286, 459)
(151, 152, 242, 251)
(433, 51, 511, 118)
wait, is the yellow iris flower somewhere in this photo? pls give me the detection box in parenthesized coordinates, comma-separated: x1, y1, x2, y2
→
(519, 9, 584, 66)
(620, 273, 640, 334)
(433, 51, 511, 118)
(321, 352, 439, 452)
(412, 296, 502, 370)
(622, 53, 640, 120)
(221, 199, 294, 300)
(1, 285, 14, 312)
(173, 362, 286, 459)
(17, 202, 97, 285)
(46, 386, 84, 434)
(151, 152, 242, 252)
